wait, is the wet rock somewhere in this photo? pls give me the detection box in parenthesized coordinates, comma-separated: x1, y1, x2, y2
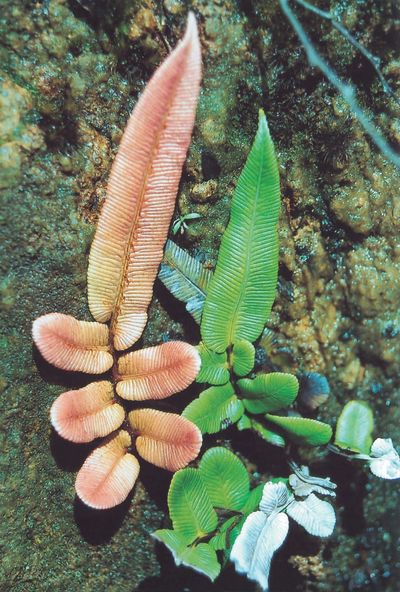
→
(0, 79, 44, 188)
(190, 179, 218, 203)
(346, 238, 400, 318)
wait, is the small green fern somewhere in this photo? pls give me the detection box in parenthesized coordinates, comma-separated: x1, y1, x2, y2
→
(153, 447, 259, 581)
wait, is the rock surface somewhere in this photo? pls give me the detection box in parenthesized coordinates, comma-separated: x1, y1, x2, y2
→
(0, 0, 399, 591)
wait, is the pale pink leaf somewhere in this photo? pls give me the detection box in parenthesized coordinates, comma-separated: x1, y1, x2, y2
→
(32, 313, 113, 374)
(129, 409, 202, 471)
(116, 341, 200, 400)
(87, 14, 202, 350)
(75, 430, 139, 509)
(50, 381, 125, 443)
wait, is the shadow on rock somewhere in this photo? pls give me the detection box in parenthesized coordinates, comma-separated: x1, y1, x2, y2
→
(138, 458, 172, 515)
(134, 542, 255, 592)
(154, 279, 201, 344)
(324, 453, 368, 536)
(234, 428, 289, 477)
(33, 344, 107, 389)
(50, 427, 95, 472)
(74, 493, 133, 544)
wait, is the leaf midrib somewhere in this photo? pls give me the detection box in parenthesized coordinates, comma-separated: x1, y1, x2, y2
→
(163, 253, 208, 298)
(227, 152, 264, 347)
(110, 73, 182, 336)
(180, 480, 214, 538)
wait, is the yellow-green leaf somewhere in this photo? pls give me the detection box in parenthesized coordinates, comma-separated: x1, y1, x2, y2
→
(237, 414, 252, 431)
(208, 516, 238, 551)
(196, 343, 229, 386)
(199, 447, 249, 510)
(240, 483, 264, 514)
(251, 418, 286, 447)
(334, 400, 374, 454)
(238, 372, 299, 414)
(154, 529, 220, 581)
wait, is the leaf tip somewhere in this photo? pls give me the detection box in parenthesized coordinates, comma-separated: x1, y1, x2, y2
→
(186, 11, 198, 38)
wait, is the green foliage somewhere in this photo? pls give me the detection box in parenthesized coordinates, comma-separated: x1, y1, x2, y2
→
(208, 516, 239, 551)
(231, 340, 255, 377)
(249, 417, 286, 447)
(210, 515, 245, 555)
(183, 383, 244, 434)
(155, 448, 262, 580)
(181, 114, 289, 439)
(168, 468, 218, 541)
(175, 543, 220, 580)
(158, 240, 212, 323)
(153, 530, 220, 581)
(238, 372, 299, 414)
(196, 343, 229, 385)
(266, 415, 332, 446)
(237, 414, 252, 430)
(199, 447, 250, 510)
(201, 110, 280, 352)
(153, 529, 191, 550)
(156, 113, 345, 587)
(171, 212, 202, 236)
(154, 109, 389, 589)
(237, 412, 286, 447)
(334, 400, 374, 454)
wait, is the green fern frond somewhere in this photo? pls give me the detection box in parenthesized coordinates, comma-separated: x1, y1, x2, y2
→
(201, 110, 280, 352)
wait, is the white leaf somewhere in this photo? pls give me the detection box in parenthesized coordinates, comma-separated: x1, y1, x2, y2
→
(230, 511, 289, 591)
(159, 240, 212, 323)
(371, 437, 395, 457)
(259, 481, 290, 516)
(310, 484, 336, 497)
(286, 494, 335, 537)
(369, 438, 400, 480)
(288, 475, 336, 498)
(370, 457, 400, 479)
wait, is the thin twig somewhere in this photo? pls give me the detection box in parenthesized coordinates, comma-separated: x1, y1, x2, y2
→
(327, 443, 370, 460)
(279, 0, 400, 169)
(294, 0, 399, 102)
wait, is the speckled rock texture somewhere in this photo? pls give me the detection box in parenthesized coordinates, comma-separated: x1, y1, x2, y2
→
(0, 0, 399, 591)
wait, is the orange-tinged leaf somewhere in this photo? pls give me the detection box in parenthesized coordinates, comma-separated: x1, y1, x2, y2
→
(116, 341, 200, 400)
(87, 13, 202, 351)
(129, 409, 202, 471)
(32, 313, 113, 374)
(75, 430, 139, 509)
(50, 381, 125, 443)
